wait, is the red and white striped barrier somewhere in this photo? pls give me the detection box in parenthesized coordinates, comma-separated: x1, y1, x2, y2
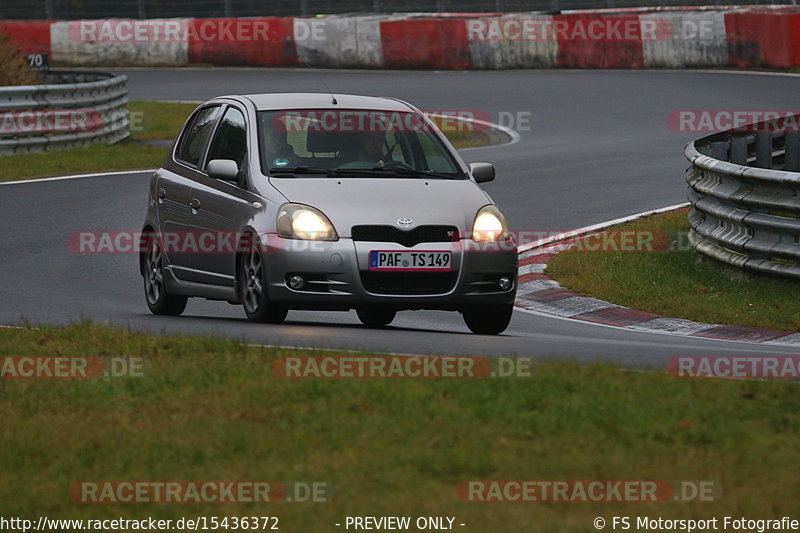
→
(3, 7, 800, 70)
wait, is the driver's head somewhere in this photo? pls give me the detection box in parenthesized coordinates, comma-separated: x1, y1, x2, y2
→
(359, 131, 386, 160)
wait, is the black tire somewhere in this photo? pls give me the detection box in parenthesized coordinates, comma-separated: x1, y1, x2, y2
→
(462, 304, 513, 335)
(143, 235, 188, 316)
(240, 237, 288, 323)
(356, 308, 396, 328)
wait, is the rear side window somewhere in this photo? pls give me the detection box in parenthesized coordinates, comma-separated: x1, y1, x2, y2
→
(177, 106, 221, 166)
(206, 107, 247, 169)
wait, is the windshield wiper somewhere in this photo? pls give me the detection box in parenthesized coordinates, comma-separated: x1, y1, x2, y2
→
(330, 167, 461, 179)
(269, 166, 462, 180)
(370, 166, 461, 180)
(268, 166, 333, 175)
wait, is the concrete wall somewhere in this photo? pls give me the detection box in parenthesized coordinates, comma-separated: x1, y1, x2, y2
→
(3, 7, 800, 69)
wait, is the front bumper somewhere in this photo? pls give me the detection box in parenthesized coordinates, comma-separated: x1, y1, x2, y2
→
(263, 237, 517, 311)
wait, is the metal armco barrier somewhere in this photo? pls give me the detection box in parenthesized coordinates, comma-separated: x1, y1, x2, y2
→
(0, 71, 129, 155)
(685, 120, 800, 279)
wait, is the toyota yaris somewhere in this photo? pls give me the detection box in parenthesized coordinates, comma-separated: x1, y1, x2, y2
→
(140, 93, 517, 334)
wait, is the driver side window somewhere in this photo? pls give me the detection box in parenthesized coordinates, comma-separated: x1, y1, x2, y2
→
(177, 106, 221, 167)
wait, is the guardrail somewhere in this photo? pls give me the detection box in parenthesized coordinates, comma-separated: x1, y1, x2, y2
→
(0, 71, 129, 155)
(684, 119, 800, 279)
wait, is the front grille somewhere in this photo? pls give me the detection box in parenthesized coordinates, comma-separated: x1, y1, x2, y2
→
(360, 271, 458, 295)
(351, 225, 459, 247)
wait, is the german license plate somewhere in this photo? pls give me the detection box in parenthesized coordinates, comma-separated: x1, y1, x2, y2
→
(369, 250, 451, 271)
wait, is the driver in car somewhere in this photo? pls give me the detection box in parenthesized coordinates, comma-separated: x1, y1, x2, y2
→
(359, 131, 387, 165)
(264, 123, 300, 168)
(337, 130, 390, 168)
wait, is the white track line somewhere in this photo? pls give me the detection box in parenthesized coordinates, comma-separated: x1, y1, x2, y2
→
(0, 169, 156, 186)
(426, 112, 521, 148)
(517, 202, 690, 253)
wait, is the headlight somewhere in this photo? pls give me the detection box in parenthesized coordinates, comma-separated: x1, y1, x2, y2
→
(471, 205, 508, 242)
(276, 204, 338, 241)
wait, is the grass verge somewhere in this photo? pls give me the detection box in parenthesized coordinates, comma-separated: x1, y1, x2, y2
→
(0, 103, 494, 183)
(546, 210, 800, 332)
(1, 321, 799, 530)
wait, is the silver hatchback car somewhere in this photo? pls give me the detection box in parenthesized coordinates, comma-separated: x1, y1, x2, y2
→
(140, 93, 517, 334)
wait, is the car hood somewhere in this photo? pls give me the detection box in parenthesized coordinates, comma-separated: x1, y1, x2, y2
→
(268, 177, 492, 237)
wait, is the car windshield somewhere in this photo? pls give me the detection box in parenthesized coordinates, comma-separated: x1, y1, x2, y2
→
(257, 109, 465, 178)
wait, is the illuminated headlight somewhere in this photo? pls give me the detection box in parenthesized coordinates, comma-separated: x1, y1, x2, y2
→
(276, 204, 338, 241)
(471, 205, 508, 242)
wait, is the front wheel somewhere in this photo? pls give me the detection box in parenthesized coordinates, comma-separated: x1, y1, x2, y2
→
(356, 308, 396, 328)
(143, 235, 188, 316)
(240, 239, 288, 323)
(462, 304, 513, 335)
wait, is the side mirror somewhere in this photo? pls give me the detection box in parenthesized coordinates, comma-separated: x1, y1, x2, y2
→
(207, 159, 239, 182)
(469, 162, 495, 183)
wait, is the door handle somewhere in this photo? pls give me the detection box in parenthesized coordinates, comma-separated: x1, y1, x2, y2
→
(156, 188, 166, 202)
(189, 198, 201, 210)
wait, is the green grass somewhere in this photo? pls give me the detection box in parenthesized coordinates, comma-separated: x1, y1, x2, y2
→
(430, 115, 493, 148)
(1, 321, 799, 530)
(546, 210, 800, 332)
(0, 103, 492, 182)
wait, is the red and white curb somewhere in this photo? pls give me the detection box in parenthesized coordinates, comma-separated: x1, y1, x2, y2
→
(514, 205, 800, 347)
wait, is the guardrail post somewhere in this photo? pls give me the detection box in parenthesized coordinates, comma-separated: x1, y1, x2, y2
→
(755, 131, 773, 169)
(785, 131, 800, 172)
(729, 136, 747, 165)
(710, 141, 728, 162)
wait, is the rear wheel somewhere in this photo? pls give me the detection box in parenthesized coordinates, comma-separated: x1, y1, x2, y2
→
(143, 235, 187, 316)
(462, 304, 513, 335)
(356, 308, 396, 328)
(240, 238, 288, 323)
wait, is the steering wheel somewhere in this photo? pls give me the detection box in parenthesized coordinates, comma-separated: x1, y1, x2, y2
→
(375, 160, 415, 170)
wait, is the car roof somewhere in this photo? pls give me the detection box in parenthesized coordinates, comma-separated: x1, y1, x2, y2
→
(230, 93, 417, 112)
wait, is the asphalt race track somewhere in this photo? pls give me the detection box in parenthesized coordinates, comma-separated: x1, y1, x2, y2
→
(2, 68, 799, 367)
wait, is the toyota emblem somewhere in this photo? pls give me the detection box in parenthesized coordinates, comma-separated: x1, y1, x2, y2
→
(396, 218, 415, 229)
